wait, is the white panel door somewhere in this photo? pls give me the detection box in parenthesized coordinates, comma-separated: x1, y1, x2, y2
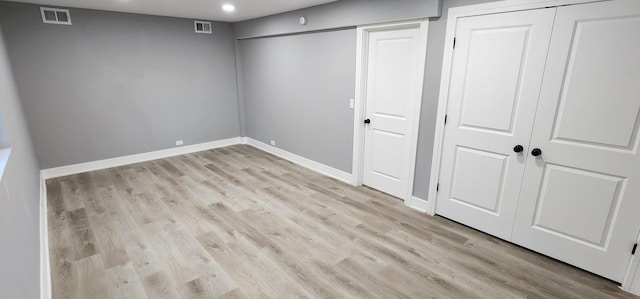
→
(436, 9, 555, 240)
(512, 0, 640, 282)
(362, 26, 424, 199)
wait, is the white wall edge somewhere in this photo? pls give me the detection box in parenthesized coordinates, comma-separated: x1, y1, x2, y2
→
(39, 172, 51, 299)
(41, 137, 241, 179)
(245, 138, 355, 185)
(240, 136, 248, 145)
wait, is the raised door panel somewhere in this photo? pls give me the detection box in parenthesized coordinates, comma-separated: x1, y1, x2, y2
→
(369, 130, 404, 181)
(532, 164, 625, 248)
(370, 35, 413, 119)
(450, 147, 509, 214)
(552, 16, 640, 150)
(460, 27, 530, 134)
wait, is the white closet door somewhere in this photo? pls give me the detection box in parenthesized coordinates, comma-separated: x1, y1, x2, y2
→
(436, 9, 555, 240)
(512, 0, 640, 282)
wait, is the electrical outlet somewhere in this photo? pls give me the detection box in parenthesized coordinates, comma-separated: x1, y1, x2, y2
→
(270, 140, 276, 146)
(349, 98, 355, 109)
(176, 140, 184, 146)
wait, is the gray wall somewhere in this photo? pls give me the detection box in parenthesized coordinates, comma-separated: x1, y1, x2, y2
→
(239, 29, 356, 172)
(234, 0, 441, 39)
(0, 2, 241, 169)
(236, 0, 498, 198)
(0, 23, 41, 299)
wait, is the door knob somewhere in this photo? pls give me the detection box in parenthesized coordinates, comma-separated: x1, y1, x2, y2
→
(531, 148, 542, 157)
(364, 119, 371, 124)
(513, 145, 524, 153)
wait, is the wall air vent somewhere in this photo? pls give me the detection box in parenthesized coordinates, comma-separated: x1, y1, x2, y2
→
(194, 21, 212, 34)
(41, 7, 72, 25)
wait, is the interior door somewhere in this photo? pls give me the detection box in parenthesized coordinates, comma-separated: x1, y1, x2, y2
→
(512, 0, 640, 282)
(362, 25, 425, 199)
(435, 9, 555, 240)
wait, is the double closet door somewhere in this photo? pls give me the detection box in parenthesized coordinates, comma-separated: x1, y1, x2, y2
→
(436, 0, 640, 283)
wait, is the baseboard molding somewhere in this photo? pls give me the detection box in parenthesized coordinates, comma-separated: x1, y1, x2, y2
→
(39, 172, 51, 299)
(245, 138, 354, 185)
(405, 196, 429, 213)
(41, 137, 242, 179)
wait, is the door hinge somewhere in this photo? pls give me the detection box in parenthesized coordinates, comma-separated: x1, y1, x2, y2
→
(633, 243, 638, 255)
(453, 37, 456, 49)
(444, 115, 448, 125)
(436, 183, 440, 192)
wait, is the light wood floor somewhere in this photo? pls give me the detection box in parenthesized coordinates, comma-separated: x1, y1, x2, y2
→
(47, 145, 637, 298)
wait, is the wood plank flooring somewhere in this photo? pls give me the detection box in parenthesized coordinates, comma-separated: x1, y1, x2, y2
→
(47, 145, 637, 298)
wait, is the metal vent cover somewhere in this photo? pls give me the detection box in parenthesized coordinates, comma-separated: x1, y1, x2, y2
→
(194, 20, 212, 34)
(41, 7, 72, 25)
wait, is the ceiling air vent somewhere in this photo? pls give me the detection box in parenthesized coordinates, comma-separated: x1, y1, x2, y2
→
(41, 7, 72, 25)
(194, 21, 212, 34)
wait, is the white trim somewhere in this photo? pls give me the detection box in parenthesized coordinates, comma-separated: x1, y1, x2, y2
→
(425, 5, 458, 216)
(40, 7, 72, 25)
(631, 262, 640, 295)
(240, 136, 248, 145)
(39, 172, 51, 299)
(426, 0, 635, 293)
(408, 21, 429, 202)
(443, 0, 607, 17)
(424, 194, 436, 216)
(352, 19, 429, 202)
(622, 231, 640, 295)
(41, 137, 241, 179)
(351, 26, 366, 187)
(405, 196, 430, 213)
(245, 138, 354, 185)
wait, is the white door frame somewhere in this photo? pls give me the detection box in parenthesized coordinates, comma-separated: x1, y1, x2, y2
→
(426, 0, 637, 294)
(622, 231, 640, 293)
(351, 20, 429, 204)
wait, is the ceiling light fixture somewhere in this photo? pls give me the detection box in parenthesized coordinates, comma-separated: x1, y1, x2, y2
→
(222, 4, 235, 12)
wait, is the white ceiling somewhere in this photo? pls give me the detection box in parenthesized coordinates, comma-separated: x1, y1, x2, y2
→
(5, 0, 339, 22)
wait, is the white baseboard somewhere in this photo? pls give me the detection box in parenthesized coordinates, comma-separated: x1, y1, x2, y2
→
(405, 196, 430, 213)
(240, 136, 248, 145)
(39, 172, 51, 299)
(245, 138, 355, 185)
(41, 137, 242, 179)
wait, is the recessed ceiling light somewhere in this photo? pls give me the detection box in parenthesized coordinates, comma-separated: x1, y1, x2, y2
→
(222, 4, 235, 12)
